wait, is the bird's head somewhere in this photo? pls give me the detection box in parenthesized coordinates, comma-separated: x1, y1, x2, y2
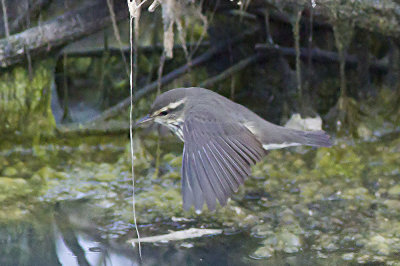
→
(136, 88, 188, 128)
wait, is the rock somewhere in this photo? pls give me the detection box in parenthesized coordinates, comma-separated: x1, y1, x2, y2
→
(384, 200, 400, 211)
(317, 251, 328, 259)
(0, 158, 9, 167)
(31, 166, 66, 184)
(299, 182, 321, 202)
(366, 234, 391, 256)
(0, 177, 33, 201)
(324, 242, 339, 252)
(277, 230, 301, 253)
(180, 242, 194, 248)
(162, 171, 180, 180)
(33, 166, 56, 180)
(251, 245, 274, 259)
(342, 253, 355, 261)
(2, 167, 18, 176)
(317, 234, 339, 252)
(279, 208, 297, 225)
(388, 185, 400, 197)
(357, 255, 371, 264)
(342, 187, 370, 200)
(169, 156, 182, 168)
(357, 123, 372, 140)
(285, 113, 322, 131)
(94, 173, 116, 182)
(162, 153, 176, 163)
(251, 224, 273, 238)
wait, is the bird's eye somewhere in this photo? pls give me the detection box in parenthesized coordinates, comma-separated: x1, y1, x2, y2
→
(159, 111, 168, 116)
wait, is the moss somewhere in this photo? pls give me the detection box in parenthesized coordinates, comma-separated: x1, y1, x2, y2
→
(365, 234, 392, 256)
(136, 185, 183, 223)
(163, 153, 182, 168)
(314, 144, 364, 178)
(0, 59, 56, 141)
(0, 115, 399, 263)
(383, 200, 400, 211)
(388, 185, 400, 198)
(252, 245, 274, 259)
(2, 167, 18, 177)
(0, 177, 34, 203)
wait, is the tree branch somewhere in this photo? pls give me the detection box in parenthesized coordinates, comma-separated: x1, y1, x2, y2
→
(255, 43, 388, 73)
(60, 42, 210, 58)
(0, 0, 52, 38)
(85, 27, 260, 124)
(200, 54, 260, 88)
(0, 0, 128, 68)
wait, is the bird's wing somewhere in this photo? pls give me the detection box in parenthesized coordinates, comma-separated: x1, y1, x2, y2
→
(181, 108, 265, 211)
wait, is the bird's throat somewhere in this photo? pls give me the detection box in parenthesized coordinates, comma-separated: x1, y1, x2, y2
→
(155, 118, 184, 141)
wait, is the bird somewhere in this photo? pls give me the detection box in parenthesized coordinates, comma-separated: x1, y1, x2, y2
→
(136, 87, 332, 212)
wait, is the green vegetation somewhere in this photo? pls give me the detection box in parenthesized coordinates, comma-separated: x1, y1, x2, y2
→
(0, 60, 55, 141)
(0, 88, 399, 262)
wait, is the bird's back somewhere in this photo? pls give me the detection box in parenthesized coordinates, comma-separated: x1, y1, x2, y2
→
(183, 87, 332, 149)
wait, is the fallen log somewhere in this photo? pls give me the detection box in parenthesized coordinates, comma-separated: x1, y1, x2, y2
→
(56, 120, 129, 137)
(0, 0, 128, 68)
(249, 0, 400, 38)
(211, 0, 400, 38)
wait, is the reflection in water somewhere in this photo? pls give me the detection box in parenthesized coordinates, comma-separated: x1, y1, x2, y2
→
(0, 200, 138, 266)
(0, 199, 345, 266)
(52, 201, 140, 266)
(55, 234, 134, 266)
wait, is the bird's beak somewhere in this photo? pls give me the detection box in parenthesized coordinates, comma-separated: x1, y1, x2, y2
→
(135, 115, 153, 127)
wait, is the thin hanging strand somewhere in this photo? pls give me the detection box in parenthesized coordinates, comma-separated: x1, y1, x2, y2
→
(153, 53, 166, 178)
(129, 8, 142, 259)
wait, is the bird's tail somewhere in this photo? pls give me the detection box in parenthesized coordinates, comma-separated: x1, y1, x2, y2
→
(258, 122, 333, 150)
(295, 130, 333, 147)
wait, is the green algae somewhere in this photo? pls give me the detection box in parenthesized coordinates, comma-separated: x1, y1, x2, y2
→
(388, 185, 400, 198)
(0, 97, 399, 263)
(0, 59, 56, 142)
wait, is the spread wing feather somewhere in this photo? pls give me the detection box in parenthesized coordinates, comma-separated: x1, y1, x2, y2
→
(182, 148, 204, 211)
(181, 108, 265, 211)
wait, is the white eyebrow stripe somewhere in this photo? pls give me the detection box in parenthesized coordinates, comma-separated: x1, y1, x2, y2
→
(167, 98, 185, 109)
(152, 98, 186, 116)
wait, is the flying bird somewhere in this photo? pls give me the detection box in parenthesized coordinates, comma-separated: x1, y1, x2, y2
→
(137, 87, 332, 211)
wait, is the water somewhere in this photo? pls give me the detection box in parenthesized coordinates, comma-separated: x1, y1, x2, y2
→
(0, 132, 399, 265)
(0, 200, 350, 266)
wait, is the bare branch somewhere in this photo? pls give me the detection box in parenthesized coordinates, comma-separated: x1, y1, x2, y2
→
(1, 0, 10, 38)
(0, 0, 128, 68)
(86, 27, 260, 124)
(255, 43, 388, 73)
(0, 0, 51, 38)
